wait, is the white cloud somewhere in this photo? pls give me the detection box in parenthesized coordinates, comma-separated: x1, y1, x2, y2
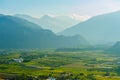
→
(71, 14, 92, 21)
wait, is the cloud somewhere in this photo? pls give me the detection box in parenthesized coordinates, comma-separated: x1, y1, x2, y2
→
(71, 14, 92, 21)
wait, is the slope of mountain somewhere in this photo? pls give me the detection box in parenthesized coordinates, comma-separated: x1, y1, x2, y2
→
(0, 14, 88, 49)
(15, 14, 80, 33)
(105, 41, 120, 54)
(59, 11, 120, 44)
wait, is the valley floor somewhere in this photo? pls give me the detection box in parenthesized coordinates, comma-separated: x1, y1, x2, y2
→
(0, 49, 120, 80)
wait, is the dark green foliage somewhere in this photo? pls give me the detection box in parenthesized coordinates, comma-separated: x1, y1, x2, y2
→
(86, 74, 96, 80)
(55, 47, 102, 52)
(114, 66, 120, 75)
(103, 72, 110, 76)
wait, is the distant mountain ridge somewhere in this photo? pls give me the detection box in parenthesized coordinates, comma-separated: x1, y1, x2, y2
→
(59, 11, 120, 44)
(0, 14, 88, 49)
(15, 14, 80, 33)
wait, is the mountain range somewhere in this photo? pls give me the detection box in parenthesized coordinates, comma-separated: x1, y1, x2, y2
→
(0, 14, 88, 49)
(59, 11, 120, 44)
(15, 14, 80, 33)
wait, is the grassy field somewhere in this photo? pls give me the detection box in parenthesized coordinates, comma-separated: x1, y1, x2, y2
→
(0, 49, 120, 80)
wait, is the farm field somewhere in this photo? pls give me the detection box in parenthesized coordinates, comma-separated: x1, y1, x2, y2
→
(0, 49, 120, 80)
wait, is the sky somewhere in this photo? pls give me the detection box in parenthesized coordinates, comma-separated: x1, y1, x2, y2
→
(0, 0, 120, 20)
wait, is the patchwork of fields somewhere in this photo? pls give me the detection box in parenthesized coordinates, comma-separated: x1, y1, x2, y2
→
(0, 49, 120, 80)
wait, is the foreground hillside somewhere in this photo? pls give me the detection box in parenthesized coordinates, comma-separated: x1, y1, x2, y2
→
(0, 14, 87, 49)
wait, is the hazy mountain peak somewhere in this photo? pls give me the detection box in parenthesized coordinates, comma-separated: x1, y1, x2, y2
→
(15, 14, 37, 20)
(42, 14, 51, 18)
(15, 14, 80, 32)
(0, 14, 88, 48)
(40, 15, 54, 20)
(15, 14, 29, 17)
(71, 14, 92, 21)
(59, 11, 120, 44)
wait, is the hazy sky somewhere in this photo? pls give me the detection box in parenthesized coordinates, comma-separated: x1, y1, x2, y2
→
(0, 0, 120, 20)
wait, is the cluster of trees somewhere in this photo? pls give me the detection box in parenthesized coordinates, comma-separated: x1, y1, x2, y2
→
(38, 59, 70, 67)
(114, 66, 120, 75)
(0, 59, 10, 64)
(55, 47, 103, 52)
(1, 73, 96, 80)
(55, 72, 96, 80)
